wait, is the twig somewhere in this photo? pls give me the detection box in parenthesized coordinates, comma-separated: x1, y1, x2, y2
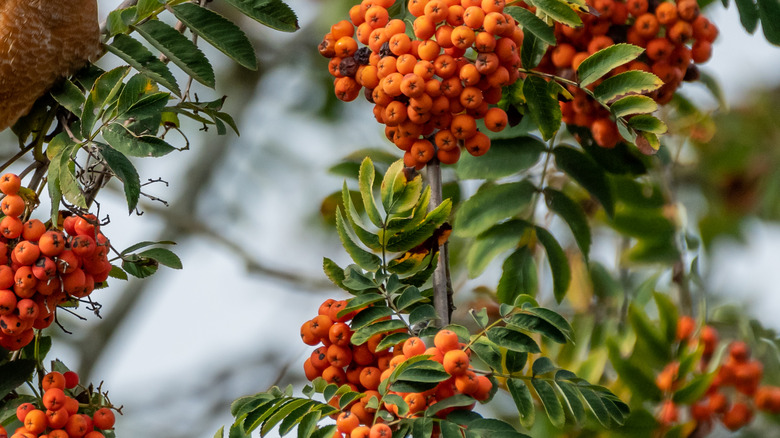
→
(426, 158, 452, 327)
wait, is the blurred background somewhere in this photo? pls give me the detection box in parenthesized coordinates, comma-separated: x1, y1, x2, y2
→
(1, 0, 778, 436)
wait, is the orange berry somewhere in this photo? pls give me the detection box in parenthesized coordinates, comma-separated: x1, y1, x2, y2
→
(402, 337, 427, 358)
(0, 215, 22, 239)
(676, 315, 695, 341)
(434, 329, 460, 352)
(369, 423, 392, 438)
(484, 107, 508, 132)
(359, 366, 382, 390)
(42, 372, 66, 391)
(464, 132, 491, 156)
(657, 400, 678, 425)
(351, 426, 371, 438)
(1, 195, 25, 217)
(443, 349, 470, 376)
(655, 2, 678, 25)
(23, 409, 47, 435)
(0, 173, 21, 195)
(722, 402, 753, 431)
(454, 371, 479, 394)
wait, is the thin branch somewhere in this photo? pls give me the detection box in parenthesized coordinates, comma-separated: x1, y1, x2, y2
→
(426, 159, 452, 327)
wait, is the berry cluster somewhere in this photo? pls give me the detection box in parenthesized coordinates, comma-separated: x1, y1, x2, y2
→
(654, 316, 780, 431)
(319, 0, 523, 168)
(2, 371, 116, 438)
(0, 173, 112, 351)
(300, 299, 492, 438)
(552, 0, 719, 147)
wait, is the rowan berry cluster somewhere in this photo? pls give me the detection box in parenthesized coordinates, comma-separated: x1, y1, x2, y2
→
(1, 371, 116, 438)
(300, 298, 492, 438)
(552, 0, 718, 147)
(319, 0, 523, 168)
(654, 316, 780, 431)
(0, 173, 112, 351)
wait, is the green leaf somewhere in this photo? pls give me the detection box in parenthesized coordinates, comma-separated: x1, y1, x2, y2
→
(487, 327, 540, 353)
(343, 293, 384, 314)
(609, 95, 658, 118)
(322, 258, 358, 293)
(351, 319, 407, 345)
(170, 3, 258, 70)
(214, 426, 224, 438)
(521, 32, 548, 69)
(454, 181, 536, 237)
(532, 379, 565, 428)
(578, 388, 612, 427)
(653, 292, 678, 344)
(557, 381, 586, 424)
(628, 303, 671, 362)
(526, 307, 574, 342)
(138, 248, 183, 269)
(105, 34, 181, 96)
(531, 0, 583, 27)
(335, 208, 382, 272)
(470, 338, 503, 371)
(297, 411, 321, 438)
(553, 146, 614, 217)
(81, 67, 130, 138)
(758, 0, 780, 44)
(385, 200, 451, 253)
(504, 6, 556, 45)
(467, 220, 530, 277)
(351, 306, 394, 331)
(507, 379, 535, 428)
(395, 287, 427, 311)
(735, 0, 760, 33)
(102, 123, 176, 157)
(395, 361, 450, 383)
(342, 183, 381, 251)
(95, 143, 141, 213)
(606, 340, 663, 401)
(508, 313, 566, 344)
(108, 265, 128, 280)
(544, 188, 591, 260)
(455, 136, 546, 180)
(469, 418, 529, 437)
(50, 80, 86, 116)
(341, 266, 377, 291)
(425, 394, 476, 417)
(412, 417, 434, 438)
(593, 71, 663, 105)
(46, 134, 68, 224)
(122, 257, 159, 278)
(532, 357, 558, 376)
(673, 373, 715, 404)
(497, 247, 537, 305)
(409, 304, 437, 326)
(439, 421, 464, 438)
(0, 359, 36, 399)
(505, 351, 528, 373)
(627, 115, 667, 134)
(380, 160, 407, 215)
(376, 332, 411, 352)
(49, 139, 86, 209)
(223, 0, 299, 32)
(134, 20, 216, 88)
(577, 44, 644, 88)
(120, 240, 177, 255)
(523, 76, 562, 141)
(359, 158, 385, 228)
(278, 402, 316, 436)
(535, 226, 571, 303)
(260, 399, 311, 436)
(136, 0, 163, 20)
